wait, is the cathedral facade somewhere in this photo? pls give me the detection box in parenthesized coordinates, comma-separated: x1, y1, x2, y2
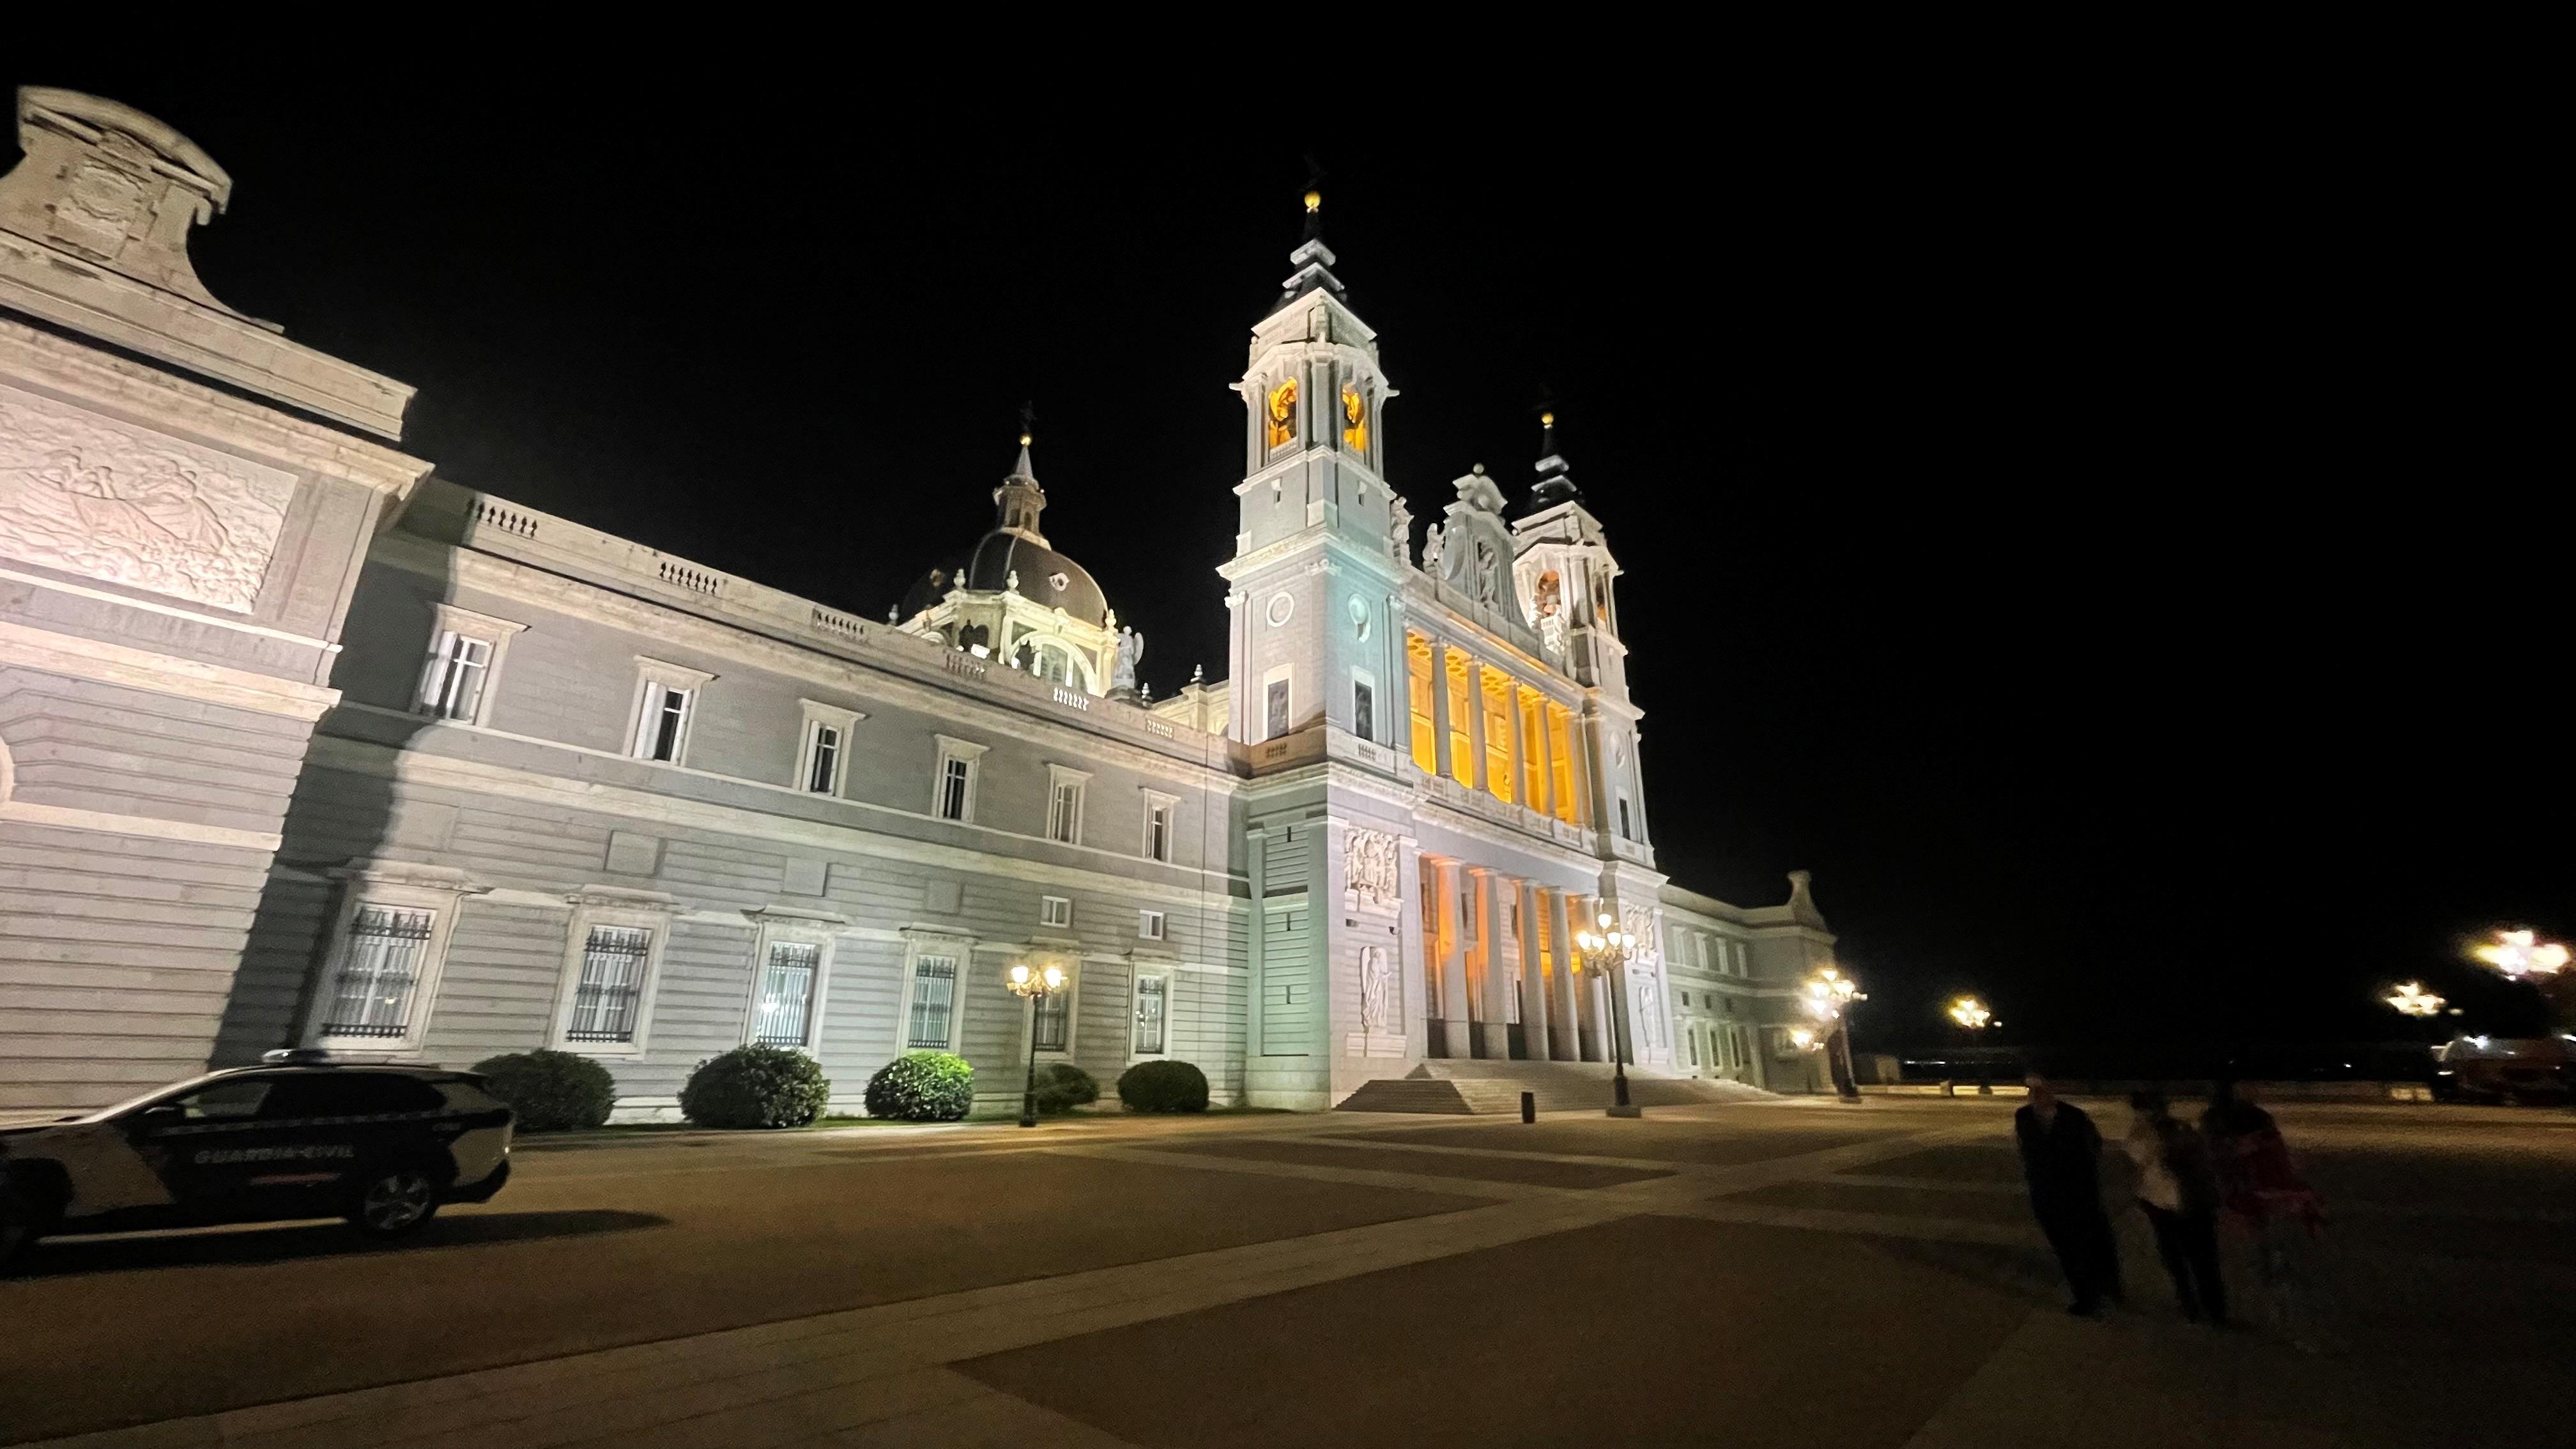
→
(0, 91, 1837, 1118)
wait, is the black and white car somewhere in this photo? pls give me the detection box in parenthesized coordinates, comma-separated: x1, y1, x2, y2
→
(0, 1054, 513, 1266)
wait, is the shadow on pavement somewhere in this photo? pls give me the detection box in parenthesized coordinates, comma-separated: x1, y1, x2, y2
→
(13, 1209, 667, 1278)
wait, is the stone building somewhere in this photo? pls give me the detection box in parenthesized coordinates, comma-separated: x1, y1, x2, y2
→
(0, 91, 1841, 1117)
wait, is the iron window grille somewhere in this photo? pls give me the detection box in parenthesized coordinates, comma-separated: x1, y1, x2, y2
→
(754, 941, 820, 1047)
(907, 956, 958, 1048)
(1132, 976, 1166, 1055)
(1034, 986, 1070, 1052)
(319, 905, 435, 1039)
(566, 924, 654, 1043)
(937, 757, 972, 820)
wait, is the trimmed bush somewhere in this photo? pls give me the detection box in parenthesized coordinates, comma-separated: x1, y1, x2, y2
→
(864, 1050, 974, 1121)
(469, 1049, 616, 1132)
(678, 1044, 832, 1129)
(1117, 1059, 1209, 1114)
(1032, 1062, 1098, 1116)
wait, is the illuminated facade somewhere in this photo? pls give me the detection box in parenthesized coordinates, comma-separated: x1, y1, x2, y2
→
(0, 89, 1836, 1117)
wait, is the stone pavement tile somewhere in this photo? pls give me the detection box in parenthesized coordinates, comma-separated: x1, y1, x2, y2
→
(1733, 1179, 2035, 1226)
(813, 1370, 1144, 1448)
(1673, 1198, 2032, 1248)
(1046, 1144, 1551, 1199)
(1272, 1133, 1685, 1173)
(958, 1214, 2030, 1449)
(1153, 1137, 1675, 1189)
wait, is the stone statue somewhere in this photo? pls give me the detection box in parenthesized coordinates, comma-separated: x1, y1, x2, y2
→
(1472, 539, 1498, 605)
(1388, 513, 1408, 564)
(1006, 569, 1020, 592)
(1342, 827, 1399, 913)
(1421, 523, 1445, 578)
(1359, 946, 1397, 1035)
(1112, 625, 1144, 693)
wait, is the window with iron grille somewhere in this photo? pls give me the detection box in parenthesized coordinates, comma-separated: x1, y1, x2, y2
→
(1132, 975, 1167, 1055)
(907, 954, 958, 1048)
(754, 940, 820, 1047)
(937, 756, 972, 820)
(319, 905, 435, 1039)
(565, 924, 654, 1043)
(1034, 985, 1070, 1052)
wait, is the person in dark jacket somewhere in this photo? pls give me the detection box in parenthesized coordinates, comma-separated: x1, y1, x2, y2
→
(2015, 1074, 2124, 1315)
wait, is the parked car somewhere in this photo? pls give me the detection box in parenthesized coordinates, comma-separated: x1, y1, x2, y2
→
(2431, 1035, 2573, 1105)
(0, 1052, 512, 1267)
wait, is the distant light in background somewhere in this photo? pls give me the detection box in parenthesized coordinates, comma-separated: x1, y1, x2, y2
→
(2383, 981, 2446, 1017)
(2472, 928, 2569, 979)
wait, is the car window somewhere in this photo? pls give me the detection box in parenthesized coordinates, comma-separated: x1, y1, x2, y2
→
(167, 1078, 274, 1121)
(327, 1074, 447, 1116)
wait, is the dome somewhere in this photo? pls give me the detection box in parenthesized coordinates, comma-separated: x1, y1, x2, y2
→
(896, 441, 1112, 627)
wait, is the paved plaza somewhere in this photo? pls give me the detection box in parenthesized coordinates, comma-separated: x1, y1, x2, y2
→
(5, 1096, 2572, 1448)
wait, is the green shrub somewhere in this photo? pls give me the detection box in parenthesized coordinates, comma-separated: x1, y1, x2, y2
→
(864, 1050, 974, 1121)
(1032, 1062, 1098, 1115)
(1117, 1059, 1209, 1114)
(469, 1049, 616, 1132)
(678, 1044, 832, 1129)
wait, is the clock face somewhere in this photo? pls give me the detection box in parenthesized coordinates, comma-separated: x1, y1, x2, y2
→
(1341, 385, 1367, 452)
(1266, 378, 1298, 450)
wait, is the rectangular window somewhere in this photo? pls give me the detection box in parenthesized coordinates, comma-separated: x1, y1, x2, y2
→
(318, 904, 435, 1039)
(932, 736, 987, 823)
(1265, 677, 1291, 740)
(1406, 637, 1438, 772)
(805, 723, 842, 793)
(1519, 690, 1547, 809)
(1139, 909, 1166, 940)
(907, 954, 958, 1048)
(1034, 987, 1071, 1052)
(1445, 656, 1473, 786)
(565, 924, 654, 1043)
(419, 632, 491, 721)
(1041, 895, 1073, 929)
(636, 682, 692, 762)
(1482, 671, 1515, 802)
(753, 941, 820, 1047)
(1352, 674, 1375, 742)
(1046, 769, 1088, 845)
(1686, 1029, 1699, 1066)
(1132, 975, 1167, 1054)
(1547, 705, 1579, 824)
(1144, 795, 1176, 863)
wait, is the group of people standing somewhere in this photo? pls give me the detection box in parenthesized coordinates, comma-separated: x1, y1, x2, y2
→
(2014, 1075, 2324, 1328)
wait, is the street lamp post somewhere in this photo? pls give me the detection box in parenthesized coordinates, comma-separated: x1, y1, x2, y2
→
(1947, 995, 1995, 1094)
(1574, 911, 1639, 1115)
(1803, 967, 1866, 1101)
(1005, 962, 1066, 1129)
(2471, 928, 2576, 1034)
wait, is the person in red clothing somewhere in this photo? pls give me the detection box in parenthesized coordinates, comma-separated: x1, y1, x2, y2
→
(2202, 1080, 2326, 1345)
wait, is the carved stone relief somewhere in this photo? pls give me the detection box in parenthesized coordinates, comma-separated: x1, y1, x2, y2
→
(0, 383, 295, 612)
(1342, 827, 1400, 914)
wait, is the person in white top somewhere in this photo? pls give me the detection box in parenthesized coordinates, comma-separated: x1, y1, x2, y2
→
(2125, 1089, 2227, 1325)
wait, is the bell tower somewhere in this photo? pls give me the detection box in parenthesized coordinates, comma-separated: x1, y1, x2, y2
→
(1218, 190, 1422, 1110)
(1220, 189, 1407, 762)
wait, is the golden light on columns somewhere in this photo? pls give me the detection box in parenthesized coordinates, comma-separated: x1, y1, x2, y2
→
(2472, 928, 2570, 979)
(2384, 981, 2446, 1018)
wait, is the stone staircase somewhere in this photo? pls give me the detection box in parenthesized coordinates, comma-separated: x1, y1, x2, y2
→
(1333, 1059, 1775, 1114)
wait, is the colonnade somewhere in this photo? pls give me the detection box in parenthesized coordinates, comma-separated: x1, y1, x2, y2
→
(1415, 856, 1621, 1064)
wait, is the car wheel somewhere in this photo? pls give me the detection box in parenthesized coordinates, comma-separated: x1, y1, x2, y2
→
(348, 1165, 443, 1239)
(0, 1186, 44, 1271)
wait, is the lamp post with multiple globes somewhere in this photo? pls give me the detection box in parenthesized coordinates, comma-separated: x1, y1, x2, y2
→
(1005, 961, 1065, 1128)
(1802, 967, 1866, 1100)
(1574, 911, 1639, 1114)
(1947, 995, 1997, 1094)
(2471, 927, 2575, 1033)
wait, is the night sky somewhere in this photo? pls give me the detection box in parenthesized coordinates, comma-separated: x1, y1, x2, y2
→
(10, 66, 2554, 1062)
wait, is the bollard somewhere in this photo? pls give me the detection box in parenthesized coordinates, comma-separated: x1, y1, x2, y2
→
(1520, 1090, 1536, 1123)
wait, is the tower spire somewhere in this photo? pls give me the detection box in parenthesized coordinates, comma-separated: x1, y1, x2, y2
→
(995, 404, 1047, 542)
(1277, 180, 1346, 307)
(1528, 407, 1583, 510)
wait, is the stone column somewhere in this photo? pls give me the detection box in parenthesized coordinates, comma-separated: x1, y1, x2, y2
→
(1531, 699, 1555, 821)
(1428, 640, 1453, 783)
(1549, 891, 1586, 1061)
(1434, 859, 1472, 1058)
(1505, 686, 1528, 810)
(1517, 879, 1551, 1063)
(1471, 869, 1512, 1059)
(1464, 659, 1489, 795)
